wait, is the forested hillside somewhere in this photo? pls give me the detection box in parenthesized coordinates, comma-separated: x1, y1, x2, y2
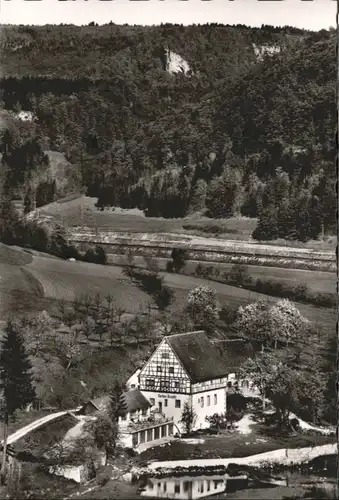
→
(0, 23, 335, 241)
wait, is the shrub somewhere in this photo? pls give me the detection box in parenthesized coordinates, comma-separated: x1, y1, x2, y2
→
(227, 263, 251, 285)
(83, 248, 97, 263)
(166, 260, 174, 273)
(82, 245, 107, 264)
(171, 248, 189, 273)
(194, 263, 205, 276)
(94, 245, 107, 265)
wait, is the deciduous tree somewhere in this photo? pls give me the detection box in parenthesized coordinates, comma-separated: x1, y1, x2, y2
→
(186, 285, 219, 333)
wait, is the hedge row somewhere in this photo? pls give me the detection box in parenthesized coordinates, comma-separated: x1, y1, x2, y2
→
(193, 263, 336, 308)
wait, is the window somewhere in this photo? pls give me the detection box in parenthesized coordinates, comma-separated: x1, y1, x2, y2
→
(201, 397, 204, 408)
(131, 384, 135, 388)
(146, 379, 155, 389)
(140, 431, 145, 444)
(142, 409, 147, 416)
(207, 480, 210, 492)
(157, 365, 162, 373)
(160, 380, 170, 391)
(161, 425, 167, 438)
(164, 399, 168, 407)
(174, 381, 180, 389)
(150, 398, 155, 406)
(154, 427, 160, 439)
(207, 395, 210, 406)
(174, 484, 180, 494)
(168, 423, 173, 436)
(183, 481, 190, 493)
(147, 429, 153, 442)
(169, 366, 174, 374)
(175, 399, 181, 408)
(161, 352, 170, 359)
(227, 381, 232, 388)
(214, 394, 217, 405)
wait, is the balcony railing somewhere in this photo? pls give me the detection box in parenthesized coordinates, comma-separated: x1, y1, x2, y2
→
(123, 415, 174, 433)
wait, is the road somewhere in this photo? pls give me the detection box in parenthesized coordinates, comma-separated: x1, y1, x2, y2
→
(1, 407, 82, 447)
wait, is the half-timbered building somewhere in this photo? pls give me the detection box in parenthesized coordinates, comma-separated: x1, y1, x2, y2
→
(137, 330, 233, 430)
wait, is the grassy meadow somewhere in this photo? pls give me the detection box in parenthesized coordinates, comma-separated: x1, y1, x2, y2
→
(0, 244, 335, 336)
(109, 255, 336, 295)
(33, 196, 336, 251)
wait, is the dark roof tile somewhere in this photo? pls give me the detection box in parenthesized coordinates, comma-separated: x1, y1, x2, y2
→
(165, 331, 231, 383)
(90, 389, 151, 415)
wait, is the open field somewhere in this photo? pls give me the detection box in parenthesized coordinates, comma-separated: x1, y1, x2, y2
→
(32, 196, 336, 251)
(0, 245, 335, 334)
(109, 255, 336, 295)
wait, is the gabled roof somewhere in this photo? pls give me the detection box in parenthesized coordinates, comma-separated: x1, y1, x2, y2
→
(89, 389, 151, 415)
(123, 389, 151, 413)
(165, 331, 231, 383)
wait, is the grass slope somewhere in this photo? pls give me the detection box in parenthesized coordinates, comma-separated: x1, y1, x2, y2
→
(109, 255, 336, 295)
(160, 272, 335, 331)
(0, 244, 335, 335)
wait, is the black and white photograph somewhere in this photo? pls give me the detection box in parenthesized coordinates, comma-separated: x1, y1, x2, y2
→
(0, 0, 337, 498)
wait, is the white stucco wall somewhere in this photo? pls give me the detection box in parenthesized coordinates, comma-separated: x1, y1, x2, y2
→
(140, 390, 191, 430)
(126, 369, 140, 390)
(192, 387, 227, 429)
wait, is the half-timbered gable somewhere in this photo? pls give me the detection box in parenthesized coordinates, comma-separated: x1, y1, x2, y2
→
(136, 330, 247, 430)
(139, 338, 191, 394)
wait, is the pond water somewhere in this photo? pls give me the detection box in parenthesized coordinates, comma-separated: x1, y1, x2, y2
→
(135, 472, 337, 499)
(133, 456, 337, 500)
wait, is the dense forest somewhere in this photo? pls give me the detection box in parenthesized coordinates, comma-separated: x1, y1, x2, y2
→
(0, 23, 336, 241)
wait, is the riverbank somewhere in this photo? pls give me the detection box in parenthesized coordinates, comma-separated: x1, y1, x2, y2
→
(147, 443, 337, 473)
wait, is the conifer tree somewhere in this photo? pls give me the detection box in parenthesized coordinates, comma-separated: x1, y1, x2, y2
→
(277, 200, 297, 240)
(252, 204, 278, 241)
(109, 382, 128, 422)
(179, 402, 197, 434)
(0, 320, 36, 483)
